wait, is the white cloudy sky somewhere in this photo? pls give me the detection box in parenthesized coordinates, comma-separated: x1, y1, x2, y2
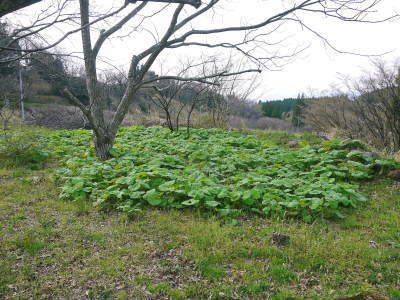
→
(8, 0, 400, 100)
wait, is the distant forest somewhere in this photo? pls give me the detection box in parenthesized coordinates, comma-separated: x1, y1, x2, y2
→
(260, 96, 308, 127)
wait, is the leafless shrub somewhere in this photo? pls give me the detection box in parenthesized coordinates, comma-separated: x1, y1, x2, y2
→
(121, 109, 164, 128)
(192, 112, 229, 130)
(26, 105, 89, 129)
(245, 116, 296, 131)
(227, 115, 248, 130)
(303, 95, 356, 135)
(349, 61, 400, 152)
(303, 60, 400, 152)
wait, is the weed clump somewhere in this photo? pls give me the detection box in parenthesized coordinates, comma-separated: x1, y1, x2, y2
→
(0, 109, 49, 167)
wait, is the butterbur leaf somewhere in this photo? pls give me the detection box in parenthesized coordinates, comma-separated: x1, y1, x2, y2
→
(217, 189, 229, 199)
(308, 190, 322, 196)
(242, 189, 261, 205)
(346, 151, 363, 159)
(262, 207, 271, 215)
(188, 190, 205, 199)
(250, 208, 262, 214)
(158, 180, 176, 192)
(310, 198, 322, 210)
(321, 171, 333, 177)
(205, 201, 220, 208)
(182, 199, 200, 206)
(129, 191, 144, 199)
(375, 159, 395, 167)
(286, 201, 299, 208)
(230, 191, 242, 202)
(144, 189, 162, 206)
(351, 192, 368, 202)
(333, 171, 347, 179)
(351, 171, 369, 179)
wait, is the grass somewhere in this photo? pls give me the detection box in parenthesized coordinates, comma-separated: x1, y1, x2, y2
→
(0, 132, 399, 299)
(239, 128, 321, 147)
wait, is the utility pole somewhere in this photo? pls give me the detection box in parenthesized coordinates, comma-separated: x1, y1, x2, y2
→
(19, 65, 25, 121)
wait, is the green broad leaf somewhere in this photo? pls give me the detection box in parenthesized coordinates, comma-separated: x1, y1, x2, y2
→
(230, 191, 242, 202)
(348, 161, 369, 169)
(262, 207, 271, 215)
(375, 159, 395, 166)
(350, 171, 369, 179)
(188, 190, 205, 199)
(285, 201, 299, 208)
(242, 189, 261, 205)
(346, 150, 363, 159)
(205, 201, 220, 208)
(333, 171, 347, 179)
(182, 199, 200, 206)
(127, 182, 139, 191)
(302, 214, 313, 223)
(115, 177, 132, 185)
(321, 171, 333, 177)
(158, 180, 176, 192)
(328, 200, 339, 209)
(307, 190, 323, 196)
(217, 189, 229, 199)
(242, 193, 254, 205)
(111, 190, 126, 199)
(128, 191, 144, 199)
(349, 191, 368, 202)
(143, 189, 162, 206)
(310, 198, 323, 210)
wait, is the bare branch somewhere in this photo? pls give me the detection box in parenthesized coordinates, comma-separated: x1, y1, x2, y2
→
(129, 0, 201, 9)
(92, 2, 147, 58)
(140, 69, 261, 87)
(63, 88, 89, 115)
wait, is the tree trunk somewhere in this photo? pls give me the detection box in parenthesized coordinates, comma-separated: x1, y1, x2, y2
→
(94, 129, 115, 160)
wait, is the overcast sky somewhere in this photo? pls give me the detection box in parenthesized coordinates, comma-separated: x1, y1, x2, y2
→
(8, 0, 400, 101)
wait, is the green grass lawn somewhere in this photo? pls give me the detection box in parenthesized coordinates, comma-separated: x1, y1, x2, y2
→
(0, 130, 399, 299)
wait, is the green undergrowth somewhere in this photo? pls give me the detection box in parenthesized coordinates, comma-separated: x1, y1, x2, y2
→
(48, 127, 399, 222)
(0, 112, 50, 168)
(239, 128, 321, 146)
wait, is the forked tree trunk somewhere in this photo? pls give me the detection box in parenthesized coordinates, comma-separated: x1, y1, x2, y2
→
(94, 130, 115, 160)
(88, 111, 120, 160)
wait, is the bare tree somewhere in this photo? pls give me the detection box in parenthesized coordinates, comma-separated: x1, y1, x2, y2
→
(146, 58, 229, 133)
(303, 60, 400, 152)
(57, 0, 394, 160)
(185, 83, 211, 136)
(147, 81, 186, 131)
(350, 60, 400, 152)
(303, 95, 354, 134)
